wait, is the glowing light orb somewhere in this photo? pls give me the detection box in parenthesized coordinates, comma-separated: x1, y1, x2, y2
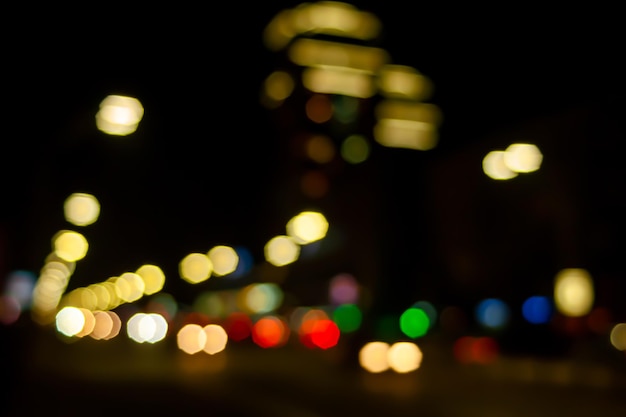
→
(63, 193, 100, 226)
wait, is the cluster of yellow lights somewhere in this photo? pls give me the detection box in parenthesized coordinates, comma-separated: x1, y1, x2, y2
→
(95, 95, 144, 136)
(56, 306, 121, 340)
(37, 177, 329, 346)
(483, 143, 543, 180)
(359, 341, 423, 373)
(261, 1, 441, 151)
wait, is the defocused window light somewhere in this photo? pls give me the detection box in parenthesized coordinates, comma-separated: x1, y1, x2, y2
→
(504, 143, 543, 173)
(203, 324, 228, 354)
(177, 323, 207, 354)
(609, 323, 626, 351)
(264, 235, 300, 266)
(135, 264, 166, 295)
(522, 295, 552, 324)
(289, 38, 388, 74)
(554, 268, 594, 317)
(95, 95, 144, 136)
(207, 246, 239, 277)
(359, 341, 390, 373)
(56, 306, 85, 337)
(63, 193, 100, 226)
(52, 230, 89, 262)
(305, 94, 334, 124)
(115, 272, 145, 303)
(387, 342, 423, 373)
(399, 307, 430, 338)
(483, 150, 518, 180)
(475, 298, 510, 330)
(377, 65, 434, 101)
(293, 1, 381, 40)
(373, 118, 438, 150)
(341, 134, 370, 164)
(302, 66, 376, 98)
(375, 100, 442, 125)
(179, 253, 213, 284)
(305, 134, 336, 163)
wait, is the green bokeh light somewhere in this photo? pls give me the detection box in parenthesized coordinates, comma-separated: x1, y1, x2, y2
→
(332, 304, 362, 333)
(400, 307, 430, 338)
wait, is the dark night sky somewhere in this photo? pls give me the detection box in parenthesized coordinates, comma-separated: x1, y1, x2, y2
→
(2, 2, 625, 320)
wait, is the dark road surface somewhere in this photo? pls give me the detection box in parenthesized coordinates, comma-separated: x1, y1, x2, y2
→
(4, 321, 626, 417)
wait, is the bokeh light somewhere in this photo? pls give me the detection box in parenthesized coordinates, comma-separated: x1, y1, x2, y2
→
(522, 295, 552, 324)
(475, 298, 510, 330)
(359, 341, 390, 373)
(264, 235, 300, 266)
(95, 94, 144, 136)
(399, 307, 430, 338)
(387, 341, 423, 373)
(554, 268, 594, 317)
(179, 253, 213, 284)
(63, 193, 100, 226)
(52, 230, 89, 262)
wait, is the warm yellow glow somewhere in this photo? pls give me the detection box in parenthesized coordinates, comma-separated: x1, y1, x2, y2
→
(483, 150, 518, 180)
(52, 230, 89, 262)
(375, 100, 442, 125)
(63, 193, 100, 226)
(359, 341, 390, 373)
(179, 253, 213, 284)
(302, 66, 376, 98)
(289, 38, 388, 74)
(103, 311, 122, 340)
(264, 235, 300, 266)
(95, 95, 144, 136)
(373, 118, 438, 150)
(55, 306, 85, 337)
(610, 323, 626, 351)
(177, 323, 207, 355)
(116, 272, 145, 303)
(135, 264, 166, 295)
(207, 245, 239, 277)
(291, 1, 381, 41)
(377, 65, 434, 101)
(286, 211, 329, 244)
(263, 70, 295, 104)
(203, 324, 228, 354)
(263, 2, 381, 51)
(504, 143, 543, 173)
(387, 341, 423, 373)
(554, 268, 594, 317)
